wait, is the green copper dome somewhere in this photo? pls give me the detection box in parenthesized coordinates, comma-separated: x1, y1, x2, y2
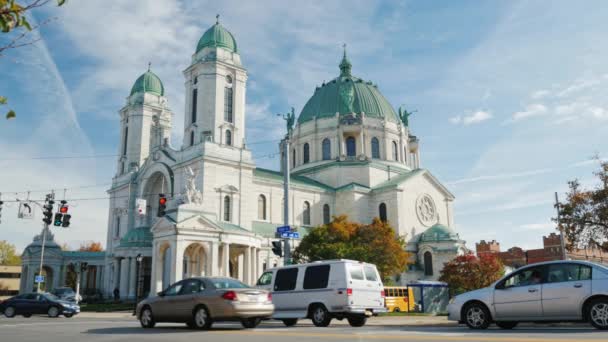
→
(419, 224, 459, 242)
(130, 70, 164, 96)
(297, 50, 399, 125)
(119, 227, 153, 248)
(196, 18, 237, 53)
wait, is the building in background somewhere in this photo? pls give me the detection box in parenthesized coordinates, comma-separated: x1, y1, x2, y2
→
(0, 265, 21, 299)
(476, 233, 608, 271)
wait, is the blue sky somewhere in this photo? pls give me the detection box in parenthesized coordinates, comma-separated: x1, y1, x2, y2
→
(1, 0, 607, 252)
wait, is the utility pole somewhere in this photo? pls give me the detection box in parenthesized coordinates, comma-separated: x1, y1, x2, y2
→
(555, 192, 567, 260)
(282, 136, 291, 265)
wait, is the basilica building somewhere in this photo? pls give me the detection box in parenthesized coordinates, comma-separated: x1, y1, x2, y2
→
(21, 19, 466, 299)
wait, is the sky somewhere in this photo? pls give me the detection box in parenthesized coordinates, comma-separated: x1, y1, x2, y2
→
(0, 0, 607, 253)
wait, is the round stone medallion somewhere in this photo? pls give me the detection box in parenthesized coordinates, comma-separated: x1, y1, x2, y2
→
(416, 194, 437, 226)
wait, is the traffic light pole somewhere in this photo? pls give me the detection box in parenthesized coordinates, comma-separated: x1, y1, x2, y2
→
(283, 137, 291, 265)
(37, 222, 48, 293)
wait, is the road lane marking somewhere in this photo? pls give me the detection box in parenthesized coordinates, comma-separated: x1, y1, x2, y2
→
(210, 330, 607, 342)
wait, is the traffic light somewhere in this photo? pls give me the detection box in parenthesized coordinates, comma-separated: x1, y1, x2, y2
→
(157, 194, 167, 217)
(53, 213, 63, 226)
(62, 214, 71, 228)
(42, 200, 54, 225)
(0, 200, 3, 224)
(80, 262, 88, 272)
(59, 200, 68, 213)
(57, 200, 71, 227)
(271, 241, 283, 257)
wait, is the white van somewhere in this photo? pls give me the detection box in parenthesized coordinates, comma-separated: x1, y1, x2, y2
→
(256, 259, 386, 327)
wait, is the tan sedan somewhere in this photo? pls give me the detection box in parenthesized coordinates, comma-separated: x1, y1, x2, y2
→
(136, 277, 274, 329)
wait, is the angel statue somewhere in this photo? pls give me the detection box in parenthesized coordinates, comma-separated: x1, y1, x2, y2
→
(284, 107, 295, 134)
(184, 166, 203, 205)
(398, 106, 416, 127)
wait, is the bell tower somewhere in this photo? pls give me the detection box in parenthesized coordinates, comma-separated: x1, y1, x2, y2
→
(183, 16, 247, 150)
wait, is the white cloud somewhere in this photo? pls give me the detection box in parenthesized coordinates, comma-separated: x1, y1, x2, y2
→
(449, 110, 492, 126)
(519, 223, 554, 231)
(531, 89, 550, 99)
(511, 103, 547, 122)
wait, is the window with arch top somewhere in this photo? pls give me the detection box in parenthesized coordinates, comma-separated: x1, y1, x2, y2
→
(379, 203, 387, 222)
(322, 138, 331, 160)
(371, 137, 380, 159)
(292, 149, 296, 169)
(190, 131, 195, 146)
(346, 136, 356, 157)
(224, 75, 233, 123)
(323, 204, 330, 224)
(424, 251, 433, 276)
(225, 130, 232, 146)
(303, 201, 311, 226)
(392, 141, 398, 161)
(303, 143, 310, 164)
(258, 194, 267, 220)
(223, 195, 231, 222)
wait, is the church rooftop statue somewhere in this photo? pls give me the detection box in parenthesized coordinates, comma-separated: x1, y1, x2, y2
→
(297, 46, 400, 125)
(130, 64, 165, 96)
(196, 15, 238, 54)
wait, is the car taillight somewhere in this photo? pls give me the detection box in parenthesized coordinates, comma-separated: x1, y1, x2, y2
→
(381, 290, 385, 298)
(346, 288, 353, 296)
(222, 291, 238, 301)
(267, 293, 272, 302)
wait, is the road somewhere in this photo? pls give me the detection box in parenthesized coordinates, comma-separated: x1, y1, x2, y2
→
(1, 315, 607, 342)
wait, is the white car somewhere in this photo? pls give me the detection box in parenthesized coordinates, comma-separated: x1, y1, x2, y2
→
(256, 259, 386, 327)
(448, 260, 608, 330)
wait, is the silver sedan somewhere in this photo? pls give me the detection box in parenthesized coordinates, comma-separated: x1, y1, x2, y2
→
(448, 260, 608, 330)
(136, 277, 274, 329)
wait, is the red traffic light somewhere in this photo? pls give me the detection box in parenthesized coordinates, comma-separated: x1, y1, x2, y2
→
(159, 197, 167, 205)
(60, 206, 68, 213)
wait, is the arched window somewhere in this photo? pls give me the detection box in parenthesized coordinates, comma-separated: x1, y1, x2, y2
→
(323, 204, 330, 224)
(225, 130, 232, 146)
(322, 138, 331, 160)
(379, 203, 387, 222)
(303, 143, 310, 164)
(346, 136, 356, 157)
(223, 196, 231, 222)
(392, 141, 398, 161)
(224, 76, 233, 123)
(258, 195, 266, 220)
(303, 201, 311, 226)
(122, 126, 128, 156)
(190, 131, 195, 146)
(292, 149, 296, 168)
(371, 137, 380, 159)
(114, 216, 120, 238)
(191, 89, 198, 123)
(404, 147, 407, 164)
(424, 251, 433, 276)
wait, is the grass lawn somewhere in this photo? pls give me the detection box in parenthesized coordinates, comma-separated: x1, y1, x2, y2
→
(80, 302, 135, 312)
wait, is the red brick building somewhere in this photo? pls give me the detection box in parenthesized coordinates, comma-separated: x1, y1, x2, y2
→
(476, 233, 608, 269)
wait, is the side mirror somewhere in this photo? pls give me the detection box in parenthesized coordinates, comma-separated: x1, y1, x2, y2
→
(495, 283, 505, 290)
(157, 291, 165, 297)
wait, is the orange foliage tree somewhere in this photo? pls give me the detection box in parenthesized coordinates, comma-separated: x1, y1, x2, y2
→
(439, 253, 505, 296)
(293, 215, 411, 280)
(78, 241, 104, 252)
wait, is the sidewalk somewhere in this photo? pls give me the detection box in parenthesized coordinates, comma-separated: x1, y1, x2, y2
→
(77, 311, 454, 326)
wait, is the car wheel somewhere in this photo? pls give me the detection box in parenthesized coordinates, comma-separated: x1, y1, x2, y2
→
(47, 306, 60, 318)
(22, 313, 32, 318)
(347, 315, 367, 327)
(588, 298, 608, 330)
(281, 319, 298, 327)
(64, 313, 74, 318)
(192, 306, 213, 330)
(4, 306, 16, 318)
(464, 302, 491, 330)
(139, 307, 156, 328)
(310, 305, 332, 327)
(495, 321, 518, 329)
(241, 317, 262, 329)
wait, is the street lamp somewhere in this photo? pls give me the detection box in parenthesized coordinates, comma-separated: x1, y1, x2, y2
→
(134, 254, 143, 315)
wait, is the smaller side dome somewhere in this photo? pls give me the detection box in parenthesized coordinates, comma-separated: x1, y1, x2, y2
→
(130, 69, 164, 96)
(196, 16, 237, 53)
(119, 226, 153, 248)
(419, 223, 459, 242)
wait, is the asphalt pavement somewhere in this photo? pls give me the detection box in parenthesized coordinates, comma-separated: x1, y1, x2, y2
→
(0, 314, 607, 342)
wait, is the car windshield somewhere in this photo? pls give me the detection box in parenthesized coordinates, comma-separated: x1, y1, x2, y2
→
(54, 288, 74, 295)
(209, 278, 249, 289)
(43, 293, 60, 301)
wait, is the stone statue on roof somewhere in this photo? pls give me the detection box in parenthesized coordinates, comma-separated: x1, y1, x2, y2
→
(285, 107, 295, 134)
(399, 106, 415, 127)
(184, 166, 203, 205)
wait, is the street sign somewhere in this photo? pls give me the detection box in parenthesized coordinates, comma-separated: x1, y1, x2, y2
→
(18, 202, 34, 219)
(136, 199, 147, 216)
(276, 225, 291, 234)
(289, 232, 300, 239)
(35, 275, 44, 283)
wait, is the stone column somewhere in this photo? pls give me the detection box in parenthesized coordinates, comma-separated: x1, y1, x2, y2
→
(257, 249, 264, 279)
(150, 242, 159, 296)
(52, 266, 61, 290)
(210, 242, 219, 276)
(237, 253, 244, 282)
(113, 259, 121, 293)
(251, 247, 257, 283)
(128, 257, 137, 299)
(170, 240, 185, 284)
(119, 258, 129, 299)
(222, 243, 230, 277)
(81, 266, 89, 290)
(95, 266, 102, 290)
(244, 247, 251, 284)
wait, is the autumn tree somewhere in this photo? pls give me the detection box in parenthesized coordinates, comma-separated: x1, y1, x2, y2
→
(0, 240, 21, 265)
(1, 0, 66, 119)
(439, 253, 505, 296)
(293, 215, 411, 280)
(78, 241, 103, 252)
(556, 160, 608, 252)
